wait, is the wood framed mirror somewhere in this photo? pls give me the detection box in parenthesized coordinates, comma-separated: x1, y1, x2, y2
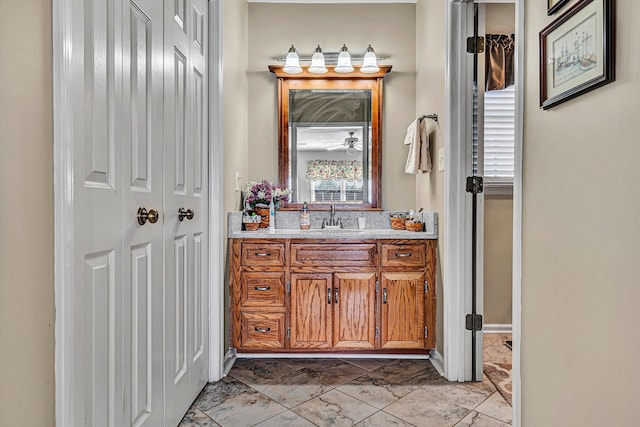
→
(270, 65, 391, 210)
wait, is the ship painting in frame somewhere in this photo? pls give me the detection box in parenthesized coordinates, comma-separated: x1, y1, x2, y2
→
(540, 0, 615, 109)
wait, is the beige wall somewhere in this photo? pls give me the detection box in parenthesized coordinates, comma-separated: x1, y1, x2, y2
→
(483, 195, 513, 325)
(0, 0, 55, 425)
(247, 3, 417, 211)
(415, 0, 446, 355)
(223, 0, 249, 350)
(483, 3, 515, 326)
(522, 0, 640, 424)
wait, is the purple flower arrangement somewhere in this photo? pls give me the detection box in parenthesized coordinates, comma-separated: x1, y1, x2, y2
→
(243, 180, 292, 210)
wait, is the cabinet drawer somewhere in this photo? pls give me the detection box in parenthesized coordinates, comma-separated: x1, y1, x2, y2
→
(381, 244, 426, 268)
(240, 312, 285, 350)
(241, 272, 285, 308)
(241, 242, 285, 267)
(291, 244, 376, 268)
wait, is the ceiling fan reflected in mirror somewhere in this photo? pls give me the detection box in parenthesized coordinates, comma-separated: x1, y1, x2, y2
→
(326, 131, 362, 155)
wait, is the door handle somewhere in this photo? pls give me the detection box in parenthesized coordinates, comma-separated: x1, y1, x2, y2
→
(383, 288, 387, 304)
(327, 287, 332, 304)
(334, 288, 339, 304)
(178, 207, 194, 221)
(137, 207, 159, 225)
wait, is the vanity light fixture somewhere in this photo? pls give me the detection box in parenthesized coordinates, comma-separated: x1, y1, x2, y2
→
(360, 44, 380, 73)
(334, 44, 354, 73)
(308, 45, 328, 74)
(282, 45, 302, 74)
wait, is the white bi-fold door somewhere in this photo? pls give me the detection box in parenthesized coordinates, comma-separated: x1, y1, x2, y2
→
(70, 0, 208, 425)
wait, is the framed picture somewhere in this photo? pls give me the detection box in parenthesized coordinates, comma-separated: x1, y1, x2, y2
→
(548, 0, 571, 15)
(540, 0, 615, 109)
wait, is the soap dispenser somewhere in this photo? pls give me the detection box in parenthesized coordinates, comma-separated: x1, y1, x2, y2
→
(300, 202, 310, 230)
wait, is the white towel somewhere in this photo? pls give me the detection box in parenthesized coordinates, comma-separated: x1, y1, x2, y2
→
(404, 117, 434, 174)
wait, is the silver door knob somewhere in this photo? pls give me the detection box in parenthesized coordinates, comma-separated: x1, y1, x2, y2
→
(137, 207, 159, 225)
(178, 207, 194, 221)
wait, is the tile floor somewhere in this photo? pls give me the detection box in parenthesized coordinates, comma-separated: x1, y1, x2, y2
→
(179, 341, 513, 427)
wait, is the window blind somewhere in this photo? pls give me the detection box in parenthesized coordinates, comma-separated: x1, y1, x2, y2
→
(483, 85, 515, 183)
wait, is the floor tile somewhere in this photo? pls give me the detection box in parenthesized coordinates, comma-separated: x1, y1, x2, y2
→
(201, 391, 286, 427)
(370, 359, 443, 386)
(337, 373, 418, 409)
(293, 389, 378, 427)
(229, 358, 296, 386)
(414, 379, 496, 411)
(300, 359, 367, 386)
(355, 410, 417, 427)
(193, 376, 256, 413)
(483, 334, 510, 349)
(178, 407, 220, 426)
(454, 411, 511, 427)
(475, 392, 512, 424)
(384, 387, 471, 427)
(254, 369, 332, 408)
(483, 342, 512, 366)
(253, 410, 318, 427)
(340, 358, 394, 372)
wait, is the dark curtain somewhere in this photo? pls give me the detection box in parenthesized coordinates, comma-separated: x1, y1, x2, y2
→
(485, 34, 515, 91)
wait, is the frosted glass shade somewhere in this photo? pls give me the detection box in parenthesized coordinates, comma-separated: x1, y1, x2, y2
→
(282, 45, 302, 74)
(308, 45, 328, 74)
(334, 44, 354, 73)
(360, 44, 380, 74)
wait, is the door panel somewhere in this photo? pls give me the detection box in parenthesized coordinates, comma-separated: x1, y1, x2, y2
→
(380, 272, 425, 349)
(290, 274, 333, 349)
(333, 272, 376, 349)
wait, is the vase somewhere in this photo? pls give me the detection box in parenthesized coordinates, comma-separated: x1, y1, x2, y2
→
(254, 207, 269, 228)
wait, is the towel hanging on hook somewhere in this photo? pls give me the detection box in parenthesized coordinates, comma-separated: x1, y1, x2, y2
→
(420, 113, 438, 123)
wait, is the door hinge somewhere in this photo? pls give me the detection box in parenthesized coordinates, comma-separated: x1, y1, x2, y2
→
(424, 327, 428, 338)
(375, 280, 379, 293)
(466, 36, 484, 54)
(286, 327, 290, 338)
(375, 326, 379, 337)
(465, 314, 483, 331)
(424, 280, 429, 293)
(286, 281, 290, 293)
(466, 176, 484, 195)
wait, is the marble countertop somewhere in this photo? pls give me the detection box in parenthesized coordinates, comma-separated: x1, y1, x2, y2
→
(228, 227, 437, 240)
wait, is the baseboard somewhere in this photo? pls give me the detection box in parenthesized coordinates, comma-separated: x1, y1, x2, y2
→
(223, 348, 236, 376)
(235, 353, 430, 360)
(429, 349, 444, 376)
(483, 324, 513, 333)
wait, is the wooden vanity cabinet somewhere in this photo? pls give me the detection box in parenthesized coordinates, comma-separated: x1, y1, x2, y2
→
(230, 238, 436, 353)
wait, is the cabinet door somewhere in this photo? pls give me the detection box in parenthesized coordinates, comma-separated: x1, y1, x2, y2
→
(380, 272, 425, 349)
(333, 272, 377, 349)
(290, 273, 333, 349)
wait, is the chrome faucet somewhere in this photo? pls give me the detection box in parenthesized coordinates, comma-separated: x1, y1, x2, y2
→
(322, 203, 342, 229)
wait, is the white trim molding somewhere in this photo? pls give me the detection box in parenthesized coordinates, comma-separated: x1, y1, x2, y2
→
(247, 0, 415, 3)
(429, 349, 445, 376)
(483, 324, 513, 334)
(208, 0, 225, 383)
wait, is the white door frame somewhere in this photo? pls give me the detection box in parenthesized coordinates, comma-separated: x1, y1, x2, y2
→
(53, 0, 225, 424)
(444, 0, 523, 425)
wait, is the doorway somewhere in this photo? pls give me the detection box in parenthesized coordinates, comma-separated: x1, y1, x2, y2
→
(443, 0, 523, 425)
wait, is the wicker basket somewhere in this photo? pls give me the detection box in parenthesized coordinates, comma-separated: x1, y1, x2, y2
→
(244, 222, 260, 231)
(390, 217, 407, 230)
(254, 207, 270, 228)
(405, 221, 424, 232)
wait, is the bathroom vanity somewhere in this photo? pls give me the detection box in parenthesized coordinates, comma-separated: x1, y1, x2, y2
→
(228, 213, 437, 355)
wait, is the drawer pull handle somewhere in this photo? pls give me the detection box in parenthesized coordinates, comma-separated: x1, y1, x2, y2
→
(395, 253, 412, 258)
(254, 327, 271, 333)
(254, 286, 271, 291)
(254, 252, 271, 257)
(383, 288, 387, 304)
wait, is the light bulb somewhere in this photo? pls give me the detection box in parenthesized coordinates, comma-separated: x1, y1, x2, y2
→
(308, 45, 328, 74)
(346, 144, 358, 156)
(335, 44, 354, 73)
(360, 44, 380, 74)
(283, 45, 302, 74)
